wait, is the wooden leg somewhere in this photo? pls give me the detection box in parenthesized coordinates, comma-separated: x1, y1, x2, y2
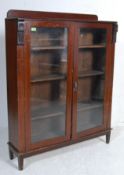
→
(18, 155, 24, 170)
(106, 131, 111, 144)
(9, 149, 14, 160)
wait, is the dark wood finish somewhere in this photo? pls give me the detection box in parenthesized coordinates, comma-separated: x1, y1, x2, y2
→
(6, 19, 26, 153)
(106, 131, 111, 144)
(72, 22, 114, 140)
(112, 23, 118, 43)
(9, 148, 14, 160)
(8, 129, 111, 170)
(18, 155, 23, 170)
(7, 10, 98, 21)
(5, 10, 117, 170)
(8, 129, 111, 168)
(5, 19, 18, 149)
(23, 21, 73, 151)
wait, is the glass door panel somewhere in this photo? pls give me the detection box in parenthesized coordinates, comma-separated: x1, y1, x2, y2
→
(77, 28, 107, 133)
(30, 27, 68, 143)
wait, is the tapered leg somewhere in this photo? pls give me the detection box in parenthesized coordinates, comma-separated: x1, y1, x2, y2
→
(18, 155, 24, 170)
(106, 131, 111, 144)
(9, 149, 14, 160)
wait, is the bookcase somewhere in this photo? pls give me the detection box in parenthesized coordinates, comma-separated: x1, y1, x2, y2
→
(5, 10, 117, 170)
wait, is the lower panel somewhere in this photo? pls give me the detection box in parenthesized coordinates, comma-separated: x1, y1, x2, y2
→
(8, 129, 111, 157)
(32, 114, 65, 143)
(77, 101, 103, 132)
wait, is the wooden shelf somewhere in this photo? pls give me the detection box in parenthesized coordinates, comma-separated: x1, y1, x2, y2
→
(79, 44, 106, 49)
(32, 130, 64, 143)
(31, 101, 103, 121)
(31, 74, 66, 83)
(31, 46, 66, 51)
(77, 101, 103, 132)
(32, 111, 64, 121)
(78, 101, 103, 112)
(31, 101, 65, 142)
(31, 102, 65, 121)
(31, 39, 65, 42)
(31, 44, 105, 51)
(78, 70, 104, 78)
(31, 71, 103, 83)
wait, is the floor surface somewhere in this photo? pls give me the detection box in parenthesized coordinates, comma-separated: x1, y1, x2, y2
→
(0, 126, 124, 175)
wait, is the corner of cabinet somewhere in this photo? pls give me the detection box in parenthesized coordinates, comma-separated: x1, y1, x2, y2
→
(112, 22, 118, 43)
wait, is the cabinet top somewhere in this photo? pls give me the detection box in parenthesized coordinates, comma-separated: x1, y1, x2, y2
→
(7, 9, 98, 21)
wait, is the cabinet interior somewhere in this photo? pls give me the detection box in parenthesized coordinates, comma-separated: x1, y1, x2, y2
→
(29, 26, 107, 142)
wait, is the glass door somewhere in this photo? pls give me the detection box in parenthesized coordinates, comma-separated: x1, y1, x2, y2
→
(24, 21, 72, 149)
(72, 23, 111, 138)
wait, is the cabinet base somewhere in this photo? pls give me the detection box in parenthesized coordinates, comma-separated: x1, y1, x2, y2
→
(8, 145, 24, 170)
(8, 130, 111, 170)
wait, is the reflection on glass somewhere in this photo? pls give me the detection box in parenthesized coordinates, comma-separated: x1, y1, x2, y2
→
(77, 28, 107, 133)
(30, 27, 68, 143)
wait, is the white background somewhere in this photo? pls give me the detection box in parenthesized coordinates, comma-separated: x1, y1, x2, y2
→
(0, 0, 123, 128)
(0, 1, 124, 174)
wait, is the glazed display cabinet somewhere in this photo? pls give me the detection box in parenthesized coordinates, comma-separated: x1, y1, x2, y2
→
(5, 10, 117, 170)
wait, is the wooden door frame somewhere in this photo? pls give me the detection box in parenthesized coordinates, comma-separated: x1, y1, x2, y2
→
(72, 22, 113, 140)
(23, 20, 74, 151)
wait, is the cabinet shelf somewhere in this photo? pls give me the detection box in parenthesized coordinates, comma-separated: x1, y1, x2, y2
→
(77, 118, 102, 133)
(31, 70, 104, 83)
(32, 111, 64, 121)
(78, 101, 103, 112)
(31, 101, 102, 121)
(79, 44, 106, 49)
(32, 130, 64, 143)
(77, 101, 103, 132)
(31, 102, 65, 120)
(78, 70, 104, 78)
(31, 46, 66, 51)
(31, 39, 65, 41)
(31, 74, 66, 83)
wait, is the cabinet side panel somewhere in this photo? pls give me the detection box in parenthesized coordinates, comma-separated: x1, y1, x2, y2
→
(106, 24, 118, 129)
(104, 24, 117, 130)
(5, 19, 18, 149)
(106, 43, 116, 129)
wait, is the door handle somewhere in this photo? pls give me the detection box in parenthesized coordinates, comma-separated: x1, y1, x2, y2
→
(74, 81, 78, 92)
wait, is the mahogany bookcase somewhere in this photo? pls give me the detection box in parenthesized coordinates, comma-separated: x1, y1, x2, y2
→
(5, 10, 117, 170)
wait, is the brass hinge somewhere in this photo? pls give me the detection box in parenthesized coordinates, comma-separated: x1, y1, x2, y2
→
(112, 23, 118, 43)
